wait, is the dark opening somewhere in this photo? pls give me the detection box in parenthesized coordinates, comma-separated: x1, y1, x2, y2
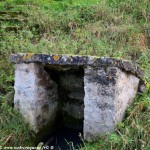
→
(43, 65, 85, 149)
(44, 127, 83, 150)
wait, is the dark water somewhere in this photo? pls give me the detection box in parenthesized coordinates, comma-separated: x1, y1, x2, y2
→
(43, 127, 83, 150)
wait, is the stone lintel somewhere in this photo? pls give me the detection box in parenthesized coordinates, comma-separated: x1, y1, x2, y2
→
(10, 53, 144, 79)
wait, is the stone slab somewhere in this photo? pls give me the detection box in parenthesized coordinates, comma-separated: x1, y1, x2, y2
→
(10, 53, 144, 79)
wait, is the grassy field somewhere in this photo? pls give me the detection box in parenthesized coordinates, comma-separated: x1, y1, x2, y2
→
(0, 0, 150, 149)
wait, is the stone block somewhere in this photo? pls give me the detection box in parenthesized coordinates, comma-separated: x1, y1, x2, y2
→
(14, 63, 59, 133)
(59, 74, 84, 91)
(62, 102, 84, 130)
(84, 66, 139, 141)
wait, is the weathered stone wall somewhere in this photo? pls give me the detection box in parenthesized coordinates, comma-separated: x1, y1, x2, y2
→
(41, 67, 85, 130)
(14, 63, 59, 132)
(114, 68, 139, 123)
(59, 73, 84, 130)
(84, 66, 140, 141)
(84, 66, 116, 141)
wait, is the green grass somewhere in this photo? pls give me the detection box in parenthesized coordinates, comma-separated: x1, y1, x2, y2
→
(0, 95, 34, 147)
(0, 0, 150, 149)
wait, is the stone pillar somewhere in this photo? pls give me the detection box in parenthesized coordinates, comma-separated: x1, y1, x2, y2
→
(14, 63, 59, 133)
(84, 66, 139, 141)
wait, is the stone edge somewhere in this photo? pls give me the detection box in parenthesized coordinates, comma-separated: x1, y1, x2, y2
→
(10, 53, 144, 79)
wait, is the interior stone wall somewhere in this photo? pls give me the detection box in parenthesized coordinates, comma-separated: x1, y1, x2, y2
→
(46, 67, 85, 131)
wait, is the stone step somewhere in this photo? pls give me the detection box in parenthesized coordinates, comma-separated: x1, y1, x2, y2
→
(67, 92, 84, 101)
(59, 74, 84, 91)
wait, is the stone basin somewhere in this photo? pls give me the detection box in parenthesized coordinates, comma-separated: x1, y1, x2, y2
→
(10, 53, 144, 141)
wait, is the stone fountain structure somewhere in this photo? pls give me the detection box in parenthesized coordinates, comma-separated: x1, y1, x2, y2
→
(10, 53, 144, 141)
